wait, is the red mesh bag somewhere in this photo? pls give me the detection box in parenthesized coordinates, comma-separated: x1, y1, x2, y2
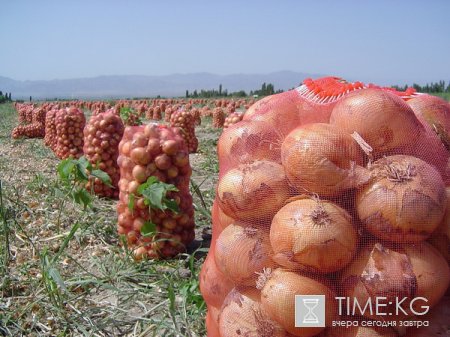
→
(55, 107, 85, 159)
(212, 108, 225, 128)
(44, 108, 58, 151)
(152, 106, 162, 120)
(201, 77, 450, 337)
(116, 123, 195, 259)
(83, 110, 124, 198)
(170, 109, 198, 153)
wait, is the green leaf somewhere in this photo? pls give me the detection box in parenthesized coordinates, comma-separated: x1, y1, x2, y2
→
(77, 156, 92, 171)
(91, 169, 112, 187)
(57, 159, 75, 181)
(141, 221, 156, 236)
(128, 193, 135, 212)
(48, 267, 67, 292)
(72, 188, 93, 209)
(75, 162, 89, 182)
(163, 198, 180, 213)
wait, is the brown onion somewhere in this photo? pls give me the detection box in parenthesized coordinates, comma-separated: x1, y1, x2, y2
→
(330, 88, 423, 155)
(259, 269, 337, 337)
(281, 123, 366, 196)
(340, 241, 450, 320)
(270, 197, 358, 273)
(357, 155, 446, 243)
(214, 224, 274, 286)
(219, 288, 287, 337)
(217, 160, 290, 222)
(324, 326, 398, 337)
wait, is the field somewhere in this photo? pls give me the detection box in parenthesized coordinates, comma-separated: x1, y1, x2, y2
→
(0, 102, 223, 337)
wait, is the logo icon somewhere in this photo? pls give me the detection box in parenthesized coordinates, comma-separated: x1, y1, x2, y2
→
(295, 295, 325, 327)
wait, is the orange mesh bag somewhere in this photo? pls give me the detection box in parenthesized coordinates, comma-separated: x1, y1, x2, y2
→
(55, 107, 85, 159)
(83, 109, 124, 198)
(201, 77, 450, 337)
(212, 108, 226, 128)
(116, 124, 195, 259)
(170, 109, 198, 153)
(44, 108, 58, 151)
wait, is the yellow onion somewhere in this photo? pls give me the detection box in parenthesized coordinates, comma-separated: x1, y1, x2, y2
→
(259, 269, 337, 337)
(340, 241, 450, 320)
(330, 88, 423, 155)
(217, 160, 290, 222)
(281, 123, 366, 197)
(357, 155, 446, 243)
(214, 224, 274, 286)
(219, 288, 288, 337)
(270, 197, 358, 273)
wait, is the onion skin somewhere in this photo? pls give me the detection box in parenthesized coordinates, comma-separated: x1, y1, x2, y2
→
(340, 241, 450, 321)
(260, 269, 337, 337)
(281, 123, 366, 197)
(330, 88, 423, 155)
(407, 94, 450, 150)
(428, 186, 450, 263)
(217, 120, 284, 170)
(219, 288, 288, 337)
(357, 155, 446, 243)
(270, 197, 358, 273)
(206, 306, 221, 337)
(214, 224, 275, 286)
(217, 160, 290, 222)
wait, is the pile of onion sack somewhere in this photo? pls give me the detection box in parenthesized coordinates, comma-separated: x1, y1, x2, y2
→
(200, 77, 450, 337)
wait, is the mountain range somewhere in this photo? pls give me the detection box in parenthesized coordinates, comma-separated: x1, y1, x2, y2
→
(0, 71, 325, 99)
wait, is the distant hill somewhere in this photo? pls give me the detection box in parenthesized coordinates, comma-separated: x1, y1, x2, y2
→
(0, 71, 324, 99)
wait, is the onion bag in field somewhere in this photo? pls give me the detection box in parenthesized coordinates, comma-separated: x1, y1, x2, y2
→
(201, 77, 450, 337)
(170, 109, 198, 153)
(83, 110, 124, 198)
(44, 108, 58, 151)
(116, 124, 195, 259)
(55, 107, 85, 159)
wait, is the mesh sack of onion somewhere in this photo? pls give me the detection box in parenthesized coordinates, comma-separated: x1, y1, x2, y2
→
(116, 123, 195, 259)
(200, 77, 450, 337)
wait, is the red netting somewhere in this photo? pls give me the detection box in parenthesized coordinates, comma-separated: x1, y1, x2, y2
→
(54, 107, 85, 159)
(83, 109, 124, 198)
(116, 124, 195, 259)
(201, 77, 450, 337)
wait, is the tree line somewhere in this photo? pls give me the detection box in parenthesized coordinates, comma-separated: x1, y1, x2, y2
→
(392, 80, 450, 93)
(0, 90, 12, 103)
(185, 82, 283, 98)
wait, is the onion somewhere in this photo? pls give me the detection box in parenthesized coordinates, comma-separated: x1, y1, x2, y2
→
(199, 250, 234, 308)
(259, 269, 337, 337)
(219, 288, 287, 337)
(323, 326, 398, 337)
(407, 94, 450, 150)
(357, 155, 446, 243)
(340, 241, 450, 320)
(217, 160, 290, 222)
(214, 224, 274, 286)
(281, 123, 366, 196)
(330, 88, 423, 155)
(217, 120, 284, 170)
(270, 197, 358, 273)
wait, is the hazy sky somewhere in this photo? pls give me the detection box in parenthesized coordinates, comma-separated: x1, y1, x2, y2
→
(1, 0, 449, 85)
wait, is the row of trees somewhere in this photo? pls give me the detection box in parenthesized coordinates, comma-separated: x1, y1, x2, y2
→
(0, 90, 12, 103)
(392, 80, 450, 93)
(185, 82, 282, 98)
